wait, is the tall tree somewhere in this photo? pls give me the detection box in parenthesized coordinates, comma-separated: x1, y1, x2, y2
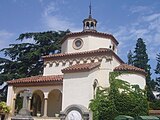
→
(133, 38, 154, 101)
(0, 30, 70, 101)
(127, 50, 133, 65)
(155, 53, 160, 91)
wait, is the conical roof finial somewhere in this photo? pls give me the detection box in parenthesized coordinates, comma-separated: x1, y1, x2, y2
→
(89, 0, 92, 18)
(82, 0, 97, 32)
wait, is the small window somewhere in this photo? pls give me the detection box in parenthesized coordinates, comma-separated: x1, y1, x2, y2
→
(86, 22, 89, 27)
(73, 38, 83, 50)
(91, 22, 94, 27)
(113, 45, 115, 51)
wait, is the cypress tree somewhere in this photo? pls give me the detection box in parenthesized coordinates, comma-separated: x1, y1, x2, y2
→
(155, 53, 160, 91)
(127, 50, 133, 65)
(133, 38, 154, 101)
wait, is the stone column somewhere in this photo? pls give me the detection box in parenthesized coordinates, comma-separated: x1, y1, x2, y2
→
(12, 98, 16, 115)
(43, 98, 48, 117)
(7, 86, 14, 106)
(28, 97, 32, 111)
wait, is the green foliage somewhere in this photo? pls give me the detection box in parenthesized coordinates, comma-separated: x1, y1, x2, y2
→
(127, 50, 133, 65)
(133, 38, 149, 71)
(15, 94, 23, 113)
(149, 100, 160, 110)
(0, 102, 10, 114)
(155, 53, 160, 91)
(132, 38, 154, 101)
(89, 87, 118, 120)
(0, 30, 70, 80)
(0, 30, 70, 100)
(89, 72, 148, 120)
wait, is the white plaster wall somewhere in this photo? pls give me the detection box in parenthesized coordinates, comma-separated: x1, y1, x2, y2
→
(43, 36, 120, 76)
(62, 69, 98, 110)
(116, 73, 146, 89)
(96, 69, 110, 88)
(94, 57, 121, 88)
(43, 55, 121, 87)
(61, 35, 117, 54)
(61, 40, 68, 53)
(96, 59, 112, 88)
(43, 62, 69, 76)
(111, 57, 122, 70)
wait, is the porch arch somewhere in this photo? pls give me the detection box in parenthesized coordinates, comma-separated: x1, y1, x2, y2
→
(47, 89, 62, 117)
(31, 90, 44, 116)
(15, 90, 24, 114)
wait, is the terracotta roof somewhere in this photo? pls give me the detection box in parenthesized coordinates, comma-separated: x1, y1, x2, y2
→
(62, 62, 100, 73)
(114, 64, 146, 75)
(43, 48, 111, 59)
(7, 75, 63, 86)
(42, 48, 124, 64)
(61, 31, 119, 45)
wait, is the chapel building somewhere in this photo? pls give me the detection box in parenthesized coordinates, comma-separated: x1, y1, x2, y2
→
(6, 10, 146, 120)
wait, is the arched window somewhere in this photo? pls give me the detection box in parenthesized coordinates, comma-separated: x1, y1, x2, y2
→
(93, 79, 98, 98)
(91, 22, 94, 27)
(86, 22, 90, 28)
(112, 45, 115, 51)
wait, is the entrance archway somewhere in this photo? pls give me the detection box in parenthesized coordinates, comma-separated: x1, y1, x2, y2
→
(47, 89, 62, 117)
(15, 91, 23, 114)
(31, 90, 44, 116)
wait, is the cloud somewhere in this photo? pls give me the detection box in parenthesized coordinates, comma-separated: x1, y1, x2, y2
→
(111, 10, 160, 60)
(142, 13, 160, 22)
(43, 2, 58, 16)
(41, 1, 81, 32)
(130, 5, 153, 14)
(0, 30, 14, 49)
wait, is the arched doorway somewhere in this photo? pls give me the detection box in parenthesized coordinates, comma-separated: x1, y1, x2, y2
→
(31, 90, 44, 116)
(47, 89, 62, 117)
(15, 91, 23, 114)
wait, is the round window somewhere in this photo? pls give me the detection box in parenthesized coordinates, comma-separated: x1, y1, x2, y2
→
(73, 38, 83, 50)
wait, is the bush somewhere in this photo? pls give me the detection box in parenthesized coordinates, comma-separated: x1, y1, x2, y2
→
(149, 100, 160, 110)
(0, 102, 10, 114)
(89, 72, 148, 120)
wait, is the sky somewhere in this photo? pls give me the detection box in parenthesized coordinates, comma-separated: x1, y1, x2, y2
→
(0, 0, 160, 78)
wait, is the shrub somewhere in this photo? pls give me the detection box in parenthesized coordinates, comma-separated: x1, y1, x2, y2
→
(89, 72, 148, 120)
(0, 102, 10, 114)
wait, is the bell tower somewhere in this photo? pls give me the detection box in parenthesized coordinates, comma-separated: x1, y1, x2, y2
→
(83, 1, 97, 32)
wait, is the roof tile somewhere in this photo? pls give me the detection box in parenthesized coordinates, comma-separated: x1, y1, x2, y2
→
(42, 48, 111, 59)
(114, 64, 146, 75)
(62, 62, 100, 73)
(7, 75, 63, 86)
